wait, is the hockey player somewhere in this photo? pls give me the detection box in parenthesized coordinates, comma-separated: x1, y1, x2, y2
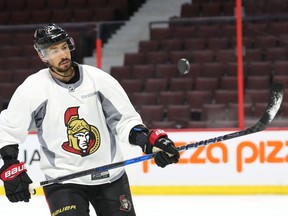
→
(0, 23, 179, 216)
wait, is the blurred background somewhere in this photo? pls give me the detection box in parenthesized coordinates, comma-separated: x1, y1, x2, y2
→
(0, 0, 288, 215)
(0, 0, 287, 129)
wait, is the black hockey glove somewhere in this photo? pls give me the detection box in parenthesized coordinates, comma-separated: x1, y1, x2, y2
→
(0, 145, 32, 203)
(129, 126, 180, 168)
(147, 129, 180, 167)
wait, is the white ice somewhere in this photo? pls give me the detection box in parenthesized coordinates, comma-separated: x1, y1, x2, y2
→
(1, 195, 288, 216)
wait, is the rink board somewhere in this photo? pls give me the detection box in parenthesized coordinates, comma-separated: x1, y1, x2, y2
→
(1, 129, 288, 195)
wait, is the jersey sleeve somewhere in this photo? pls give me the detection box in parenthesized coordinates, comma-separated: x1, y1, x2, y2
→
(0, 84, 33, 149)
(97, 73, 144, 145)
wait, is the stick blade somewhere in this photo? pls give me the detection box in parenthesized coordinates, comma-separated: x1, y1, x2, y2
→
(256, 83, 284, 130)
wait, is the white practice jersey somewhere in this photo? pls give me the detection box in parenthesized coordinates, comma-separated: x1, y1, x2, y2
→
(0, 63, 143, 185)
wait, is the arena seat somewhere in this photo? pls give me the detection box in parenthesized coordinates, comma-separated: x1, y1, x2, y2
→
(155, 64, 178, 81)
(46, 0, 67, 9)
(173, 26, 197, 39)
(186, 90, 213, 110)
(30, 10, 52, 24)
(214, 90, 238, 105)
(13, 69, 35, 84)
(146, 52, 168, 65)
(201, 2, 222, 17)
(10, 11, 30, 25)
(120, 79, 143, 93)
(219, 76, 238, 90)
(130, 92, 158, 110)
(0, 70, 13, 83)
(166, 105, 191, 128)
(6, 0, 26, 11)
(270, 22, 288, 36)
(140, 105, 165, 127)
(254, 36, 278, 50)
(144, 78, 168, 93)
(0, 83, 18, 102)
(245, 89, 270, 104)
(191, 50, 214, 63)
(243, 49, 263, 62)
(0, 46, 22, 57)
(184, 38, 206, 51)
(202, 104, 227, 121)
(26, 0, 46, 11)
(67, 0, 88, 9)
(264, 48, 287, 62)
(93, 8, 115, 21)
(180, 3, 200, 18)
(170, 78, 193, 92)
(246, 76, 271, 90)
(159, 39, 183, 52)
(0, 33, 14, 46)
(197, 25, 223, 38)
(168, 50, 191, 64)
(159, 91, 185, 108)
(110, 66, 132, 81)
(124, 53, 146, 65)
(201, 62, 225, 78)
(73, 9, 94, 22)
(207, 37, 231, 50)
(215, 49, 236, 63)
(87, 0, 107, 7)
(6, 57, 30, 70)
(150, 28, 173, 40)
(273, 61, 288, 75)
(273, 75, 288, 89)
(247, 62, 272, 77)
(194, 77, 219, 91)
(228, 103, 254, 121)
(138, 40, 159, 52)
(131, 65, 155, 81)
(49, 10, 69, 22)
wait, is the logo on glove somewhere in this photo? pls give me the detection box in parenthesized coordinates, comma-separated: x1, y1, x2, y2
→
(149, 129, 167, 144)
(0, 162, 26, 181)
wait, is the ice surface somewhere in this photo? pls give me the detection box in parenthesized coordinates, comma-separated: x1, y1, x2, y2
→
(1, 195, 288, 216)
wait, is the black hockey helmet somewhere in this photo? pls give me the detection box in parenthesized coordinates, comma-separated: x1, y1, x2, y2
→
(33, 23, 75, 53)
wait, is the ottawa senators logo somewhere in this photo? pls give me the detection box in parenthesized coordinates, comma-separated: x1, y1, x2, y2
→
(62, 107, 101, 157)
(119, 195, 132, 212)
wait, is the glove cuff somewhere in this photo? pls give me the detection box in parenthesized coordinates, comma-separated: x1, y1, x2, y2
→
(149, 129, 167, 145)
(0, 144, 19, 161)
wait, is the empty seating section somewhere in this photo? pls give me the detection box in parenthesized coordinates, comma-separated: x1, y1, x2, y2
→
(111, 0, 288, 128)
(0, 0, 143, 25)
(181, 0, 288, 17)
(0, 0, 147, 110)
(1, 0, 288, 128)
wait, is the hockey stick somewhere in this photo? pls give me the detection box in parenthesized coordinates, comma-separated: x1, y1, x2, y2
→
(29, 83, 284, 194)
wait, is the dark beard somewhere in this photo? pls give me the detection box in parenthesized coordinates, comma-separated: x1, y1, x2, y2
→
(50, 59, 72, 74)
(56, 59, 72, 72)
(50, 60, 74, 78)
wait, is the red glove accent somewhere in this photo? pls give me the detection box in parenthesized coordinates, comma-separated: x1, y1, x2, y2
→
(149, 129, 168, 144)
(0, 162, 27, 181)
